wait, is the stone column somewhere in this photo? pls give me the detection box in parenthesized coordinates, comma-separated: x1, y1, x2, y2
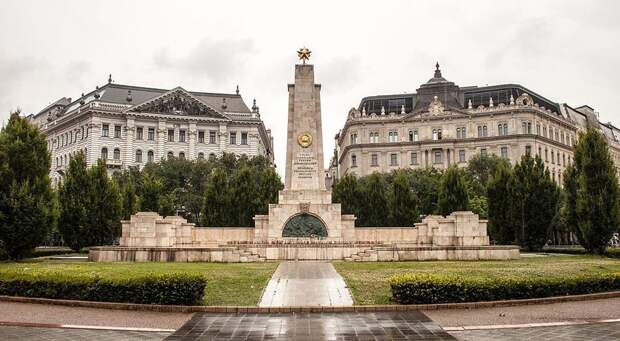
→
(125, 116, 135, 167)
(218, 123, 227, 155)
(188, 121, 197, 159)
(157, 119, 166, 161)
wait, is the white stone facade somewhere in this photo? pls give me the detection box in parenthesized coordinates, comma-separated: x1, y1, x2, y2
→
(331, 67, 620, 185)
(29, 83, 273, 186)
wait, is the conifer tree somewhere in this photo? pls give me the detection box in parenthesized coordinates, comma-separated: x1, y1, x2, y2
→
(362, 173, 389, 227)
(437, 165, 469, 216)
(390, 170, 419, 226)
(512, 154, 558, 251)
(87, 159, 121, 245)
(565, 129, 620, 254)
(487, 162, 516, 244)
(0, 112, 54, 259)
(58, 151, 90, 251)
(201, 168, 230, 226)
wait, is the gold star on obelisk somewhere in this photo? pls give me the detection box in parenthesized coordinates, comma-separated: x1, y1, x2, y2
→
(297, 47, 311, 64)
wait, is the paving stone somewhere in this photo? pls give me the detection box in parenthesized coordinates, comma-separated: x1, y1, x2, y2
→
(166, 312, 456, 340)
(0, 325, 170, 340)
(449, 321, 620, 341)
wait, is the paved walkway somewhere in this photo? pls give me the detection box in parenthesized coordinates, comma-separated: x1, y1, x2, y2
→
(0, 325, 170, 340)
(426, 297, 620, 327)
(449, 321, 620, 340)
(0, 301, 191, 329)
(166, 312, 455, 341)
(259, 261, 353, 307)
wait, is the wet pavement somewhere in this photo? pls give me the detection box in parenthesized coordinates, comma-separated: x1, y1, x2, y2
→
(449, 321, 620, 340)
(0, 325, 170, 340)
(165, 311, 455, 341)
(259, 261, 353, 307)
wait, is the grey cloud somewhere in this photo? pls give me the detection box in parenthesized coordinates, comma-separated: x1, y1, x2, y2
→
(153, 38, 257, 84)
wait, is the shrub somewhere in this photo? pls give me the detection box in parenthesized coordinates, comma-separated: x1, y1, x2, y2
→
(0, 272, 206, 305)
(389, 273, 620, 304)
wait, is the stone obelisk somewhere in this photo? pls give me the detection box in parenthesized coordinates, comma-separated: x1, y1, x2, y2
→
(284, 66, 325, 191)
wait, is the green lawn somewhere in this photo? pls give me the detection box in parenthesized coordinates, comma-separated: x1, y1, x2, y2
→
(333, 254, 620, 305)
(0, 260, 279, 306)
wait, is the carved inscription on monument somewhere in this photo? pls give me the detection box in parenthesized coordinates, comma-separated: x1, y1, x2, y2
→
(293, 150, 317, 180)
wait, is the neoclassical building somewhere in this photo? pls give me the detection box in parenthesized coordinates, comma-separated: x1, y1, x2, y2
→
(29, 78, 274, 186)
(328, 64, 620, 185)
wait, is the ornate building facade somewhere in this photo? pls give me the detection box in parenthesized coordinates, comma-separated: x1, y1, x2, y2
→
(29, 79, 274, 186)
(329, 64, 620, 185)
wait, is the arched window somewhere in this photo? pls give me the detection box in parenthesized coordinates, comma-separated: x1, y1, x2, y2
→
(179, 152, 185, 159)
(147, 150, 154, 163)
(113, 148, 120, 160)
(197, 152, 205, 160)
(101, 147, 108, 160)
(209, 153, 216, 160)
(167, 151, 174, 159)
(135, 150, 142, 163)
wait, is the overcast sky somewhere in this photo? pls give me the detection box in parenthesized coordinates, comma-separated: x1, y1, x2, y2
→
(1, 0, 619, 173)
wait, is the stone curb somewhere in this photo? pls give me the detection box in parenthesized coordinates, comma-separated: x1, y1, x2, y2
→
(1, 291, 619, 313)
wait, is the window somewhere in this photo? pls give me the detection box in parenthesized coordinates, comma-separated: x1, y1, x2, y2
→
(136, 127, 143, 140)
(501, 147, 508, 159)
(538, 147, 542, 156)
(545, 148, 549, 162)
(209, 131, 217, 144)
(179, 152, 185, 159)
(179, 130, 186, 143)
(551, 151, 555, 164)
(230, 132, 237, 145)
(102, 124, 109, 137)
(409, 130, 414, 142)
(498, 123, 508, 136)
(555, 130, 559, 141)
(522, 122, 527, 134)
(147, 150, 154, 163)
(456, 127, 466, 139)
(536, 124, 541, 135)
(459, 150, 466, 163)
(526, 145, 532, 155)
(390, 153, 398, 166)
(411, 152, 418, 165)
(168, 129, 175, 142)
(478, 125, 487, 137)
(198, 152, 205, 160)
(370, 132, 379, 143)
(135, 150, 142, 163)
(350, 133, 358, 145)
(543, 126, 547, 137)
(241, 132, 248, 145)
(101, 147, 108, 160)
(167, 151, 174, 159)
(113, 148, 120, 160)
(351, 154, 357, 167)
(563, 153, 566, 166)
(434, 150, 442, 164)
(371, 154, 378, 166)
(561, 132, 565, 144)
(413, 130, 419, 142)
(388, 131, 399, 143)
(480, 148, 487, 157)
(432, 129, 442, 140)
(148, 128, 155, 141)
(527, 122, 532, 134)
(114, 125, 121, 138)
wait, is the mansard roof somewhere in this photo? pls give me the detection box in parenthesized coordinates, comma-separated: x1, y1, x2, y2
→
(36, 82, 253, 120)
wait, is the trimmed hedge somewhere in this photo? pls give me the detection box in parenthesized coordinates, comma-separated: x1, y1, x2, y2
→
(0, 272, 206, 305)
(389, 273, 620, 304)
(541, 247, 620, 259)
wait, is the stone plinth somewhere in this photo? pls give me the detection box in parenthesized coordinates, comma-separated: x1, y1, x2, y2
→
(120, 212, 193, 247)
